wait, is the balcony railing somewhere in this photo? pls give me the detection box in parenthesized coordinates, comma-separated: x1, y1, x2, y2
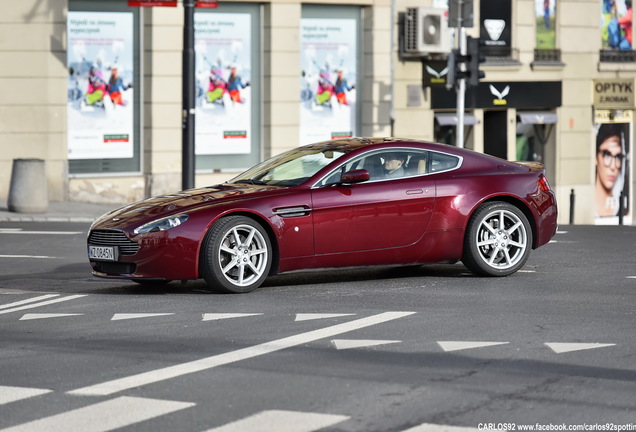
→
(534, 49, 561, 62)
(484, 47, 520, 64)
(600, 49, 636, 62)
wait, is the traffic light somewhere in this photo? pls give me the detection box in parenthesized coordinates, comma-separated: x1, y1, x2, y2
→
(445, 37, 485, 90)
(445, 49, 457, 90)
(466, 36, 485, 87)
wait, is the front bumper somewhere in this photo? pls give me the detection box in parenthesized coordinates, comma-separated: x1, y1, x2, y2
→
(88, 229, 200, 280)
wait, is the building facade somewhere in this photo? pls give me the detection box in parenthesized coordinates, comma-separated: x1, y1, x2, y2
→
(1, 0, 634, 226)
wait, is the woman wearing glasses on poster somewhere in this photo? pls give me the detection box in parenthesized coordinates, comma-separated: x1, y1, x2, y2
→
(595, 123, 630, 223)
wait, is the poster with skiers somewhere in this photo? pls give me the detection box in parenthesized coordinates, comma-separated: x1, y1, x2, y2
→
(300, 19, 357, 145)
(194, 13, 251, 155)
(67, 12, 134, 160)
(602, 0, 633, 51)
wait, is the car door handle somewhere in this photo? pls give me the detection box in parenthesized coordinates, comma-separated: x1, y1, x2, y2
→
(406, 189, 424, 195)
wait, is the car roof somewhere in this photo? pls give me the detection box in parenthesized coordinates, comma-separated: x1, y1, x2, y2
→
(304, 137, 479, 159)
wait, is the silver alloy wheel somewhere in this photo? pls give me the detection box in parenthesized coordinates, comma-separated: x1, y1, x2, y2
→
(475, 208, 528, 270)
(217, 223, 269, 287)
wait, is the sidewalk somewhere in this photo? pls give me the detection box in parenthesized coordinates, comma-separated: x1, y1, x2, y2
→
(0, 200, 118, 223)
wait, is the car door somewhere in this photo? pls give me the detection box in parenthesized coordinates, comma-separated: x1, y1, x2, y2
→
(310, 149, 436, 255)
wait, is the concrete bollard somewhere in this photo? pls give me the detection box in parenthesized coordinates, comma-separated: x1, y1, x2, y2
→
(7, 158, 48, 213)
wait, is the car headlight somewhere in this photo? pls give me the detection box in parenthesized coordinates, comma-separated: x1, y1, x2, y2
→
(134, 214, 189, 234)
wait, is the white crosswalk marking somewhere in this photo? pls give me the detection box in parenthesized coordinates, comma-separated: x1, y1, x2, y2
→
(68, 311, 415, 396)
(0, 294, 59, 310)
(0, 295, 87, 316)
(203, 410, 349, 432)
(0, 396, 195, 432)
(0, 386, 52, 406)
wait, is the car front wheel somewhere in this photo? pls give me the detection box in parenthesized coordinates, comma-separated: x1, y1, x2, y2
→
(462, 202, 532, 276)
(200, 216, 272, 293)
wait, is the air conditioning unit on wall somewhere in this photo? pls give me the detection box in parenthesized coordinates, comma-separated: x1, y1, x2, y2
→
(403, 7, 450, 56)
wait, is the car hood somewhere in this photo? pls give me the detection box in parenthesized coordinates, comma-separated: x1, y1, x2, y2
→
(92, 183, 285, 229)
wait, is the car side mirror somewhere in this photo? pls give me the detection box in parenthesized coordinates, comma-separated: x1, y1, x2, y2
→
(341, 169, 370, 184)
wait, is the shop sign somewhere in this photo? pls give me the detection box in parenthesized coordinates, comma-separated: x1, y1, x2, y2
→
(480, 0, 511, 57)
(422, 61, 449, 88)
(430, 81, 562, 109)
(196, 0, 218, 8)
(594, 109, 633, 123)
(593, 79, 634, 109)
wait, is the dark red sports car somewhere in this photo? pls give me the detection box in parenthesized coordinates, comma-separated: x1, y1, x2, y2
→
(87, 137, 558, 293)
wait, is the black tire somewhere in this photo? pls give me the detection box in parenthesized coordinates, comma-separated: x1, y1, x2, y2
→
(462, 201, 532, 277)
(200, 216, 272, 293)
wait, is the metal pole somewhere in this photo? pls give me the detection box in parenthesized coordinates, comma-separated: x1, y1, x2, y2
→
(182, 0, 196, 190)
(455, 1, 466, 148)
(456, 27, 467, 148)
(569, 188, 575, 225)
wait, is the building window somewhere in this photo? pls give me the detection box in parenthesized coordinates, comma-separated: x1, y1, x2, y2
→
(534, 0, 561, 63)
(601, 0, 635, 62)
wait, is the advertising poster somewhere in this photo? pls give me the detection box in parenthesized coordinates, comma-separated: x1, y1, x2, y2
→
(300, 18, 357, 146)
(67, 12, 134, 160)
(194, 13, 251, 155)
(594, 118, 632, 225)
(602, 0, 633, 50)
(535, 0, 556, 49)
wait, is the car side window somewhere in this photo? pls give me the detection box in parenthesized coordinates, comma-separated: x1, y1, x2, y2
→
(430, 152, 460, 173)
(318, 149, 434, 186)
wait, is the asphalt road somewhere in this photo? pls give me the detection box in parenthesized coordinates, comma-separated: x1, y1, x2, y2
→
(0, 222, 635, 432)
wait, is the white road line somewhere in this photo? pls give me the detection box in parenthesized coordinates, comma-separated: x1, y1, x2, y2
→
(20, 313, 84, 321)
(295, 313, 356, 322)
(0, 396, 195, 432)
(331, 339, 402, 350)
(111, 313, 175, 321)
(203, 410, 349, 432)
(0, 294, 59, 310)
(0, 386, 52, 406)
(0, 295, 87, 316)
(545, 342, 616, 354)
(0, 230, 82, 235)
(0, 255, 58, 259)
(437, 341, 509, 352)
(68, 311, 415, 396)
(401, 423, 477, 432)
(202, 313, 263, 321)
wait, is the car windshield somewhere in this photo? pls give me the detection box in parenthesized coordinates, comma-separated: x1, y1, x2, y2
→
(229, 147, 349, 187)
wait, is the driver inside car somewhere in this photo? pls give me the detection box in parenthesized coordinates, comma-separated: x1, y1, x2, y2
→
(384, 153, 406, 178)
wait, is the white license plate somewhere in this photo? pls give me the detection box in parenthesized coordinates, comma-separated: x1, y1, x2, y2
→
(88, 245, 117, 261)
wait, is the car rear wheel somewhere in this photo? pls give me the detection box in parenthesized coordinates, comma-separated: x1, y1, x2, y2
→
(200, 215, 272, 293)
(462, 201, 532, 276)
